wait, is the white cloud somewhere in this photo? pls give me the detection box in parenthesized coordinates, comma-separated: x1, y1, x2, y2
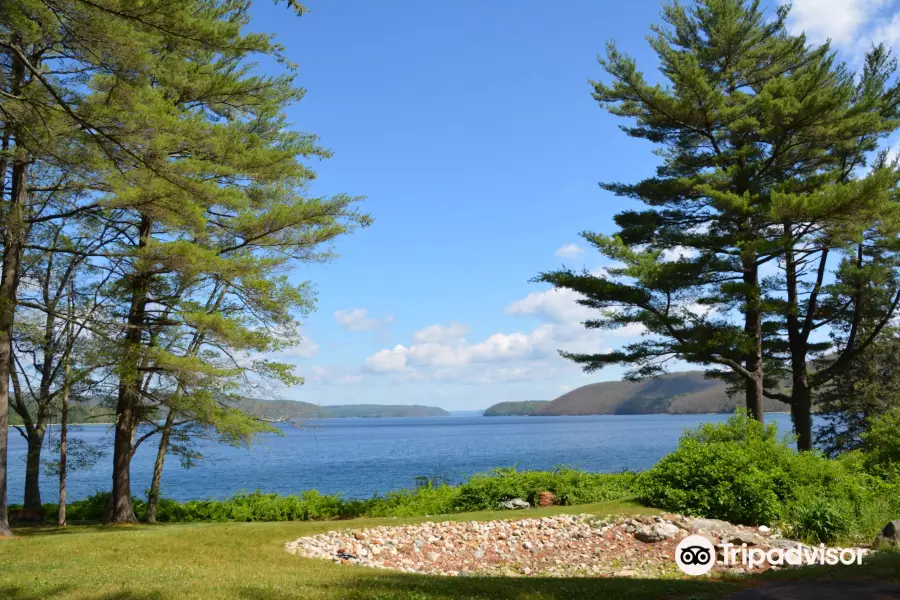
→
(555, 243, 585, 259)
(334, 308, 395, 332)
(412, 323, 469, 344)
(364, 344, 408, 372)
(786, 0, 885, 46)
(661, 246, 696, 262)
(277, 337, 319, 359)
(302, 365, 365, 387)
(504, 288, 595, 323)
(870, 10, 900, 48)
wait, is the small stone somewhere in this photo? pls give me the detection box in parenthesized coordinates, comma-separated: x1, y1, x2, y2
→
(875, 520, 900, 548)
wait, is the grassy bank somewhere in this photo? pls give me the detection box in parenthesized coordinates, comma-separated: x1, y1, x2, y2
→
(24, 467, 636, 524)
(3, 500, 899, 600)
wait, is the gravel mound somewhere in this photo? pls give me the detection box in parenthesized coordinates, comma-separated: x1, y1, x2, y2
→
(284, 513, 850, 578)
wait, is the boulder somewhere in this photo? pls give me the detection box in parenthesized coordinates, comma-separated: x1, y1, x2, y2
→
(634, 522, 680, 543)
(729, 532, 766, 546)
(499, 498, 530, 510)
(687, 518, 735, 532)
(874, 520, 900, 547)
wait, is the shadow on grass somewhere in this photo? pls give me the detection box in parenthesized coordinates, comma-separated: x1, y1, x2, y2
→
(236, 551, 900, 600)
(0, 585, 170, 600)
(234, 574, 738, 600)
(239, 573, 742, 600)
(9, 523, 142, 538)
(0, 585, 72, 600)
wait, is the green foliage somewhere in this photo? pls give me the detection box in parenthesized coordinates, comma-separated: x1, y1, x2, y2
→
(535, 0, 900, 454)
(451, 466, 635, 512)
(861, 407, 900, 477)
(483, 401, 551, 416)
(635, 411, 899, 543)
(816, 330, 900, 456)
(785, 492, 855, 545)
(636, 413, 792, 525)
(29, 468, 635, 524)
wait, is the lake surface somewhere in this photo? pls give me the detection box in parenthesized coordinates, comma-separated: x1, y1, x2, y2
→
(7, 413, 800, 504)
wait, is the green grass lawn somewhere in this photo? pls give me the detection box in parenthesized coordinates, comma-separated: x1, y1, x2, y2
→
(1, 499, 898, 600)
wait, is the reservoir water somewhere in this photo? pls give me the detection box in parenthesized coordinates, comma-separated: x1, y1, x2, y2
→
(7, 413, 799, 503)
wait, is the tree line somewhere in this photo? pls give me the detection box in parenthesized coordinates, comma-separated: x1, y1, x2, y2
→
(539, 0, 900, 452)
(0, 0, 369, 536)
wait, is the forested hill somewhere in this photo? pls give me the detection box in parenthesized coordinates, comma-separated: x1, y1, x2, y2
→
(483, 401, 552, 416)
(9, 399, 449, 425)
(209, 399, 451, 419)
(533, 371, 784, 416)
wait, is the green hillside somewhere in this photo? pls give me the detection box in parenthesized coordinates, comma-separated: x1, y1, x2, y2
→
(10, 398, 449, 425)
(483, 401, 551, 416)
(535, 371, 784, 416)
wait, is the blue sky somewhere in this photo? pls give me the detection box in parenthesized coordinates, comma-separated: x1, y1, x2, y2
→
(246, 0, 900, 411)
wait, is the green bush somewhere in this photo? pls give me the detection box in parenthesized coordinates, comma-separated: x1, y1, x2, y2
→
(635, 412, 791, 525)
(634, 410, 899, 543)
(786, 492, 854, 544)
(32, 467, 635, 524)
(861, 407, 900, 478)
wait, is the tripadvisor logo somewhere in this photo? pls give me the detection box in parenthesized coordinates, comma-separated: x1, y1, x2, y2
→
(675, 535, 716, 576)
(674, 534, 869, 576)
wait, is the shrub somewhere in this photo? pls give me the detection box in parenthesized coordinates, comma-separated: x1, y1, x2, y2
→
(786, 492, 854, 544)
(635, 410, 898, 543)
(635, 412, 792, 525)
(861, 407, 900, 478)
(35, 466, 635, 524)
(451, 467, 634, 512)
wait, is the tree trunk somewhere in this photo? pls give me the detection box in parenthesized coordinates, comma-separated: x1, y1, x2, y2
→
(145, 409, 176, 524)
(23, 427, 45, 509)
(58, 346, 71, 527)
(0, 154, 29, 537)
(107, 215, 152, 524)
(743, 259, 765, 423)
(791, 382, 813, 451)
(783, 232, 813, 452)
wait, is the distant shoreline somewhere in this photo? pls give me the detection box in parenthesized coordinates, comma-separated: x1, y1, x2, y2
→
(7, 410, 797, 430)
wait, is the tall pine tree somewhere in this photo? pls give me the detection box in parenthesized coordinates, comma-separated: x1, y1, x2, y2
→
(536, 0, 900, 450)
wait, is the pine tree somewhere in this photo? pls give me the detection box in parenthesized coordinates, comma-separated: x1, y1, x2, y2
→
(64, 3, 371, 523)
(536, 0, 900, 450)
(816, 329, 900, 456)
(0, 0, 351, 535)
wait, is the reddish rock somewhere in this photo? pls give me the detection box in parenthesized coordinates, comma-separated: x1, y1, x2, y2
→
(538, 491, 557, 507)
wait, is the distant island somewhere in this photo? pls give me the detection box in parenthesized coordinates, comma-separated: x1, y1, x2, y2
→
(486, 371, 785, 417)
(483, 401, 551, 416)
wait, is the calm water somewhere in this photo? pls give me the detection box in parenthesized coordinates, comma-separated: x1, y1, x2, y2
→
(7, 413, 799, 503)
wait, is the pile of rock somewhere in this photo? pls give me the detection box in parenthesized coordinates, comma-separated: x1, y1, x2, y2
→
(284, 513, 851, 578)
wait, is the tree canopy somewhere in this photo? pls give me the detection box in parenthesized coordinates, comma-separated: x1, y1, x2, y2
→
(537, 0, 900, 450)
